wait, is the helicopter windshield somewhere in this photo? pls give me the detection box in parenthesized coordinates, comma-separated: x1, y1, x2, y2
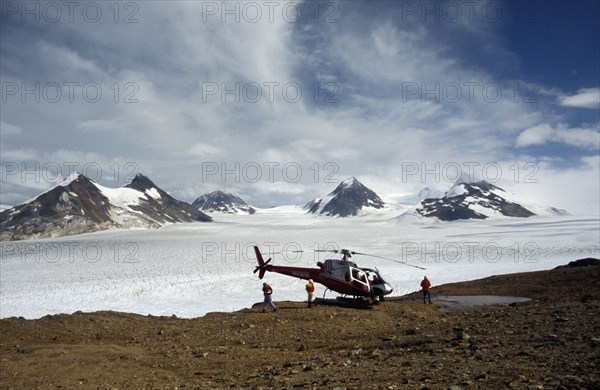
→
(361, 268, 383, 283)
(362, 268, 393, 296)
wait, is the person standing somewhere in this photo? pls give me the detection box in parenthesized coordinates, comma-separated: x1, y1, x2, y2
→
(421, 276, 432, 304)
(262, 282, 277, 313)
(305, 279, 316, 308)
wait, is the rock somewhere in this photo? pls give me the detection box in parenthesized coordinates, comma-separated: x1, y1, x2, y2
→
(302, 364, 313, 372)
(468, 339, 478, 350)
(370, 349, 383, 358)
(590, 337, 600, 347)
(453, 327, 470, 341)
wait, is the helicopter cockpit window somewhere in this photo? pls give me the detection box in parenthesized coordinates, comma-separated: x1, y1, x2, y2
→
(351, 268, 368, 286)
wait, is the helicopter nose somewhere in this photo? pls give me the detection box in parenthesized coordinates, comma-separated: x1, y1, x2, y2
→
(373, 283, 394, 296)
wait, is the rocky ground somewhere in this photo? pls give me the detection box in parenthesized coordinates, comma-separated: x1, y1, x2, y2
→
(1, 261, 599, 390)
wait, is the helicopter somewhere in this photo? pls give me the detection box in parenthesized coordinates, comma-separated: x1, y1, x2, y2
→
(253, 245, 425, 304)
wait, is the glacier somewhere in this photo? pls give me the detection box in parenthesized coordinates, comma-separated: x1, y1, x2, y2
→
(1, 208, 598, 319)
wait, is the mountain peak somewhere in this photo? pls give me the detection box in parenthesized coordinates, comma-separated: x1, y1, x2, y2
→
(127, 173, 156, 189)
(307, 177, 385, 217)
(416, 180, 544, 221)
(339, 176, 359, 187)
(446, 179, 503, 198)
(452, 170, 484, 186)
(59, 171, 88, 186)
(192, 191, 255, 214)
(332, 177, 368, 194)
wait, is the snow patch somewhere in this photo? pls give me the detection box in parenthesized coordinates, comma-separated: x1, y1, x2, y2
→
(145, 188, 162, 200)
(445, 184, 468, 198)
(93, 182, 144, 210)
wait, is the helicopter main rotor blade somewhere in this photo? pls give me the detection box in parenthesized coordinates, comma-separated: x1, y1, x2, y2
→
(353, 252, 426, 270)
(308, 248, 425, 269)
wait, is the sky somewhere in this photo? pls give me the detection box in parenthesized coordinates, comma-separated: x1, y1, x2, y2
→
(1, 0, 599, 213)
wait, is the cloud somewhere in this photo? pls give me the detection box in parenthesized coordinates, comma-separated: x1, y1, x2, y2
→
(1, 1, 598, 212)
(35, 42, 104, 76)
(516, 123, 600, 150)
(502, 155, 600, 214)
(187, 143, 225, 157)
(559, 88, 600, 109)
(0, 121, 22, 136)
(0, 148, 39, 161)
(77, 119, 127, 132)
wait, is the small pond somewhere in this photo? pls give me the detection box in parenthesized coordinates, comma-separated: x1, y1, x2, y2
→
(435, 295, 531, 312)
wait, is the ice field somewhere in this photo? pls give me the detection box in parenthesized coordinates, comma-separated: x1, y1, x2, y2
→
(1, 208, 599, 319)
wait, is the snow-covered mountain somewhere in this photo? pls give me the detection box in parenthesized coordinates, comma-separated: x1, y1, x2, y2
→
(0, 173, 211, 241)
(412, 179, 566, 221)
(305, 177, 386, 217)
(192, 191, 255, 214)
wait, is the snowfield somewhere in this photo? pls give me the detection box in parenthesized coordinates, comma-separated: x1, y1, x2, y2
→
(1, 209, 598, 319)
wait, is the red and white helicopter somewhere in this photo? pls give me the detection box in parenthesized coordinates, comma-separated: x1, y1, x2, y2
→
(253, 245, 425, 304)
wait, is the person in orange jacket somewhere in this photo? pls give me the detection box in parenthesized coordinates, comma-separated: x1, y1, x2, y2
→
(262, 282, 277, 313)
(305, 279, 316, 308)
(421, 276, 432, 304)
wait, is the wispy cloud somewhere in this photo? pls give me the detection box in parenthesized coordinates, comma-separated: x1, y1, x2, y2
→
(516, 123, 600, 150)
(187, 143, 225, 157)
(559, 88, 600, 109)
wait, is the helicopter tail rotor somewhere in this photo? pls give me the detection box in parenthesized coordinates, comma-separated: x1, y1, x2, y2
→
(253, 246, 273, 279)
